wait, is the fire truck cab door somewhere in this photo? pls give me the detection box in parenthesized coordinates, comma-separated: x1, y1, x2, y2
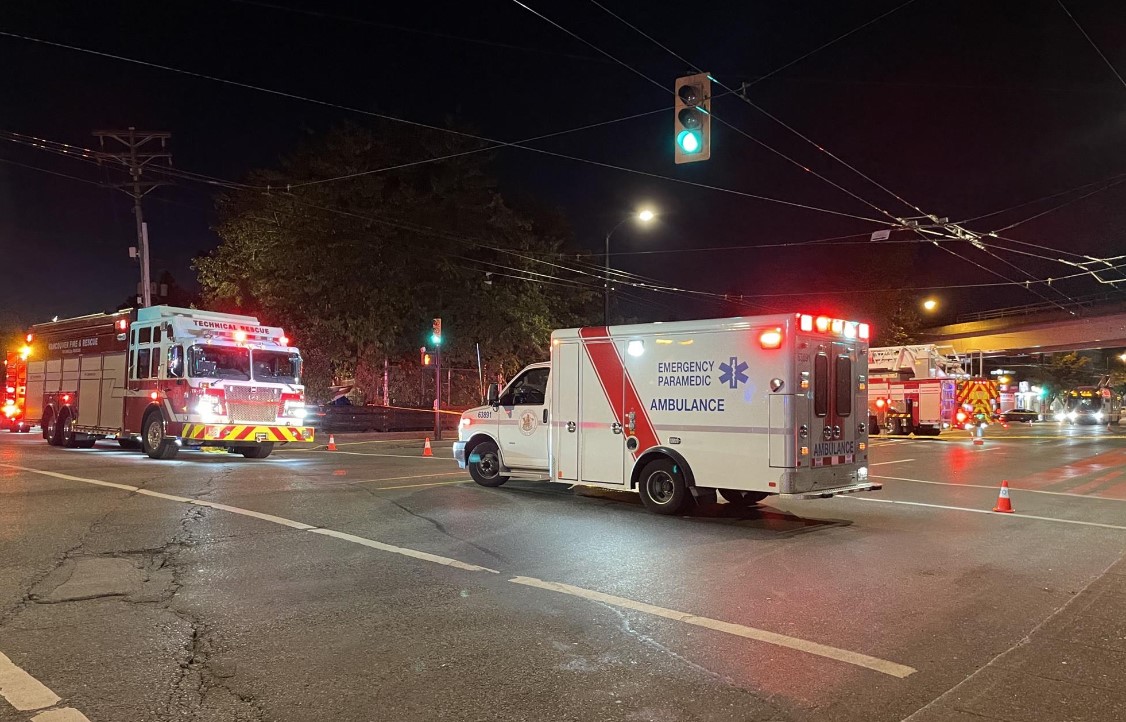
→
(495, 366, 550, 473)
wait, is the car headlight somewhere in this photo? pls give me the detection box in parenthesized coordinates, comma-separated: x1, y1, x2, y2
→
(1054, 413, 1065, 421)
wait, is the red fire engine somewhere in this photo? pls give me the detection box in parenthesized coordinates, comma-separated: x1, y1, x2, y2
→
(3, 345, 32, 433)
(867, 344, 964, 435)
(24, 306, 313, 459)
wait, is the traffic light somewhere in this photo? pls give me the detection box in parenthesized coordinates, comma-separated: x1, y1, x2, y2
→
(674, 72, 711, 164)
(420, 347, 431, 366)
(431, 317, 442, 346)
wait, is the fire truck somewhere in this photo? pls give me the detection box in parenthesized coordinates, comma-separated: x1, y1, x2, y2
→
(24, 306, 313, 459)
(453, 313, 881, 516)
(3, 347, 31, 432)
(867, 345, 964, 435)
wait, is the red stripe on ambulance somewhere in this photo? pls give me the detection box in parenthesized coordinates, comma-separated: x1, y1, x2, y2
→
(579, 327, 661, 459)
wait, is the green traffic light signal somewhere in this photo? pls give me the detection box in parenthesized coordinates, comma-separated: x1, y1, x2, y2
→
(431, 333, 441, 345)
(676, 129, 702, 154)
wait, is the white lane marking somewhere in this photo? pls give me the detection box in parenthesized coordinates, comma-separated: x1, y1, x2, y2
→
(187, 500, 317, 530)
(873, 474, 1126, 503)
(509, 576, 916, 679)
(0, 652, 61, 711)
(868, 459, 915, 466)
(370, 480, 468, 491)
(309, 529, 498, 573)
(0, 464, 138, 492)
(845, 496, 1126, 531)
(294, 450, 457, 460)
(32, 708, 92, 722)
(1, 462, 492, 572)
(350, 472, 467, 485)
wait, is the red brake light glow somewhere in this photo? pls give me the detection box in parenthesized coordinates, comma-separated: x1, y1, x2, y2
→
(759, 328, 783, 349)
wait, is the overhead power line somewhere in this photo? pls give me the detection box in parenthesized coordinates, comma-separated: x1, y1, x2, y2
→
(1056, 0, 1126, 92)
(0, 31, 887, 226)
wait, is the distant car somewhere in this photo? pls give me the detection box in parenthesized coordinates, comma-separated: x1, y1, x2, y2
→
(998, 408, 1039, 423)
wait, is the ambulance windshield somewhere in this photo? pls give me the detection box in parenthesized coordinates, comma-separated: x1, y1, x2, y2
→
(189, 345, 250, 381)
(252, 350, 301, 385)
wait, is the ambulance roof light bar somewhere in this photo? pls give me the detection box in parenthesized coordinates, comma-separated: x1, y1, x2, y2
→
(798, 313, 871, 341)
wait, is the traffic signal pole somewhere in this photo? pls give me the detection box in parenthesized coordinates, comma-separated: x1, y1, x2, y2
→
(434, 344, 442, 441)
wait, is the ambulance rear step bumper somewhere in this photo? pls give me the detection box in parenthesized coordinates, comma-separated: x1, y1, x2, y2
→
(780, 481, 883, 500)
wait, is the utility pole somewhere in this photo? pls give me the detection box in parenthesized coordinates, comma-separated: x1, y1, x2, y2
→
(93, 128, 172, 307)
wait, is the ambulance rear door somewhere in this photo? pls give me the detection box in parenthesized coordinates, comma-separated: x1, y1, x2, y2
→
(808, 340, 861, 467)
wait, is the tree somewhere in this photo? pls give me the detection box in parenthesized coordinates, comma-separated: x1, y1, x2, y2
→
(872, 294, 922, 346)
(194, 123, 596, 402)
(1044, 352, 1095, 390)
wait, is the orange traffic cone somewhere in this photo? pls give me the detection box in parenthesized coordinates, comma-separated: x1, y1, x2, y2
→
(423, 437, 433, 457)
(327, 434, 337, 451)
(992, 480, 1014, 513)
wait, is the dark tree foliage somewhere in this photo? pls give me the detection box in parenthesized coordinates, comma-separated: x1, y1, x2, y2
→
(194, 123, 596, 401)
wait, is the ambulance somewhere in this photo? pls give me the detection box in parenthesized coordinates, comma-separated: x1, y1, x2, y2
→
(454, 313, 881, 515)
(24, 306, 313, 459)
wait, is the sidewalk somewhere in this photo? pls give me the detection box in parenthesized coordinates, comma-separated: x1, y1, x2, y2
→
(906, 554, 1126, 722)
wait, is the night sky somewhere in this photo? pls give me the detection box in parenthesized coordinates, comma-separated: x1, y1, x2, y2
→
(2, 0, 1125, 331)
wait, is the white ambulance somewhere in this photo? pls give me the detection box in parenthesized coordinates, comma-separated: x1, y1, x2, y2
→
(454, 313, 881, 515)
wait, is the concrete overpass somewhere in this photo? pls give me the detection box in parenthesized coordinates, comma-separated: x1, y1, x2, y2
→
(919, 301, 1126, 356)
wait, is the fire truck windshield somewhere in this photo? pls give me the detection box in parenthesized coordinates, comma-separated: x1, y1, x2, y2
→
(251, 350, 301, 384)
(189, 345, 250, 381)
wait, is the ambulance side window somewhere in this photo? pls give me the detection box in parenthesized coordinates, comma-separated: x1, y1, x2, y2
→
(813, 354, 828, 417)
(835, 356, 852, 417)
(136, 348, 151, 379)
(499, 368, 549, 406)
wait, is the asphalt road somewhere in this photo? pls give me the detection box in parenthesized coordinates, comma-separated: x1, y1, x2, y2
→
(1, 423, 1124, 722)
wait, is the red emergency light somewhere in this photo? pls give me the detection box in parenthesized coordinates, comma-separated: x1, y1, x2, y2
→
(759, 328, 783, 349)
(234, 330, 248, 343)
(25, 334, 33, 343)
(815, 316, 830, 333)
(955, 410, 968, 424)
(116, 319, 128, 331)
(859, 323, 870, 340)
(875, 398, 886, 409)
(799, 314, 813, 332)
(279, 336, 289, 347)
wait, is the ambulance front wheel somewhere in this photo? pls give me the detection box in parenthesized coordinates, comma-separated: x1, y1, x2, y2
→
(468, 440, 508, 487)
(638, 458, 690, 515)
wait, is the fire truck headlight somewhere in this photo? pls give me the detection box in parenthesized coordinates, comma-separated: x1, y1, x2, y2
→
(196, 395, 222, 416)
(1067, 412, 1078, 421)
(1094, 412, 1103, 421)
(283, 401, 306, 419)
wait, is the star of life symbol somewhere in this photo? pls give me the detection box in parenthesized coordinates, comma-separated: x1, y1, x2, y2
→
(718, 356, 749, 389)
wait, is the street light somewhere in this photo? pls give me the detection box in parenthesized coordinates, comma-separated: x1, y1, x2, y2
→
(922, 298, 938, 312)
(605, 208, 656, 325)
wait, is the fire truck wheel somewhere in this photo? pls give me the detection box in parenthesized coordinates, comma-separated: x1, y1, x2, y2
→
(237, 443, 274, 459)
(467, 440, 508, 487)
(718, 489, 769, 507)
(638, 458, 689, 515)
(142, 412, 179, 460)
(60, 412, 80, 448)
(44, 411, 62, 446)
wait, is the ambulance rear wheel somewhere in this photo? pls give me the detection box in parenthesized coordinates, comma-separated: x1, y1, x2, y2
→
(142, 411, 179, 460)
(718, 489, 769, 507)
(468, 440, 508, 487)
(638, 458, 689, 515)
